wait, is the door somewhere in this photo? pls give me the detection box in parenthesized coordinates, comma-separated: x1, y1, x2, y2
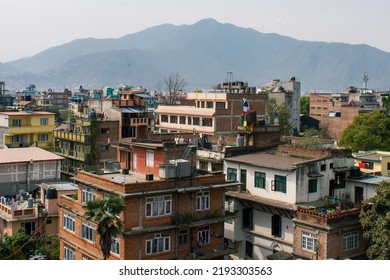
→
(240, 169, 247, 192)
(355, 186, 364, 204)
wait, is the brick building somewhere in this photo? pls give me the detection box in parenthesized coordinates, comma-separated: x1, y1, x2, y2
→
(58, 169, 238, 260)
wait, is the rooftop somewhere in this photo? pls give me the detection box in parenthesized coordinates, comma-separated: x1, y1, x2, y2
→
(224, 150, 324, 171)
(155, 106, 215, 116)
(0, 111, 55, 116)
(0, 147, 65, 164)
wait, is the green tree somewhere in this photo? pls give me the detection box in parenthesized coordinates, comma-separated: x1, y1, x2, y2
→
(338, 110, 390, 152)
(382, 95, 390, 113)
(360, 181, 390, 259)
(265, 97, 278, 125)
(300, 95, 310, 116)
(84, 196, 125, 260)
(277, 103, 292, 136)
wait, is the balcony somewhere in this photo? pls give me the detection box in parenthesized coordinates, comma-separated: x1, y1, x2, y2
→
(296, 206, 364, 226)
(173, 210, 239, 227)
(0, 199, 38, 220)
(130, 118, 148, 126)
(54, 130, 89, 143)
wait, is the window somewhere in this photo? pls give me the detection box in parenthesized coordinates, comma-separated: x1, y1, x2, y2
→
(38, 133, 49, 141)
(202, 118, 213, 127)
(335, 172, 346, 188)
(161, 115, 168, 123)
(12, 135, 23, 143)
(302, 231, 318, 252)
(64, 245, 75, 260)
(240, 169, 247, 191)
(242, 208, 253, 229)
(245, 241, 253, 259)
(170, 115, 177, 123)
(187, 117, 192, 125)
(179, 116, 186, 124)
(227, 167, 237, 181)
(198, 226, 210, 245)
(178, 229, 188, 245)
(216, 102, 225, 109)
(21, 222, 35, 235)
(193, 117, 200, 125)
(146, 195, 172, 217)
(101, 128, 110, 134)
(146, 233, 170, 255)
(11, 119, 22, 127)
(82, 186, 95, 203)
(199, 160, 208, 171)
(206, 101, 213, 108)
(272, 175, 287, 193)
(308, 179, 318, 193)
(111, 238, 120, 255)
(359, 161, 374, 169)
(63, 213, 75, 232)
(40, 118, 49, 125)
(196, 191, 210, 211)
(82, 222, 95, 242)
(321, 164, 326, 171)
(343, 231, 358, 251)
(271, 215, 281, 237)
(255, 172, 266, 189)
(146, 149, 154, 168)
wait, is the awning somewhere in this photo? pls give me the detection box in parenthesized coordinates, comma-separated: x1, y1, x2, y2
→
(121, 107, 144, 113)
(308, 171, 324, 178)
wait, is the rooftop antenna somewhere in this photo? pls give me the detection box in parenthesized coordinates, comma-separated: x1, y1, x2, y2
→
(227, 72, 233, 83)
(363, 72, 369, 91)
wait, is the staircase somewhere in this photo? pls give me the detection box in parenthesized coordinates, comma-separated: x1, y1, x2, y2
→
(181, 145, 197, 160)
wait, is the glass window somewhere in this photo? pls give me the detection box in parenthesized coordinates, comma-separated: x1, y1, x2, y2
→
(63, 213, 75, 232)
(273, 175, 287, 193)
(202, 118, 213, 127)
(227, 168, 237, 181)
(178, 229, 188, 245)
(40, 118, 49, 125)
(193, 117, 200, 125)
(196, 191, 210, 211)
(82, 186, 95, 203)
(170, 115, 177, 123)
(111, 238, 120, 255)
(343, 231, 359, 251)
(145, 233, 170, 255)
(38, 134, 49, 141)
(255, 172, 266, 189)
(64, 245, 75, 260)
(216, 102, 226, 109)
(179, 116, 186, 124)
(146, 149, 154, 168)
(11, 119, 22, 127)
(161, 115, 168, 123)
(146, 195, 172, 217)
(308, 179, 318, 193)
(198, 226, 210, 245)
(82, 222, 95, 242)
(206, 101, 213, 108)
(302, 231, 318, 252)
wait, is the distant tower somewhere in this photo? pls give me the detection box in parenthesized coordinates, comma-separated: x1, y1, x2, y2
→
(363, 72, 369, 91)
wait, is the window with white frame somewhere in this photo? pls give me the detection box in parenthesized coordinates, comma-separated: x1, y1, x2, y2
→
(198, 226, 210, 245)
(343, 231, 359, 251)
(63, 213, 75, 232)
(111, 238, 120, 255)
(145, 233, 170, 255)
(196, 191, 210, 211)
(146, 195, 172, 217)
(64, 245, 75, 260)
(301, 231, 318, 252)
(82, 222, 95, 242)
(82, 186, 95, 203)
(146, 149, 154, 168)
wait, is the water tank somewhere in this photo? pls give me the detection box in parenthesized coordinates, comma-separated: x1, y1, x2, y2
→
(236, 135, 244, 147)
(122, 168, 129, 175)
(350, 166, 361, 178)
(27, 198, 33, 208)
(46, 188, 57, 199)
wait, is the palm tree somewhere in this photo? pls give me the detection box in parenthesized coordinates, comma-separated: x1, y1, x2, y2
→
(84, 196, 125, 260)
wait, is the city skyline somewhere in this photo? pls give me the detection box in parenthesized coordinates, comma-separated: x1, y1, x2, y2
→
(1, 0, 390, 62)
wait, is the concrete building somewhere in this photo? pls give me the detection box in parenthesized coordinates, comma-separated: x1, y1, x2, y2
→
(58, 169, 239, 260)
(35, 88, 72, 111)
(0, 111, 56, 151)
(353, 150, 390, 176)
(258, 78, 301, 133)
(309, 88, 381, 139)
(223, 145, 354, 260)
(0, 181, 77, 237)
(155, 81, 265, 138)
(0, 147, 64, 196)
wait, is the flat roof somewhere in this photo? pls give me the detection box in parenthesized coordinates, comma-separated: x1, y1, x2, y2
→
(347, 175, 390, 185)
(0, 147, 65, 164)
(355, 153, 390, 162)
(224, 151, 321, 171)
(155, 106, 215, 117)
(0, 111, 55, 116)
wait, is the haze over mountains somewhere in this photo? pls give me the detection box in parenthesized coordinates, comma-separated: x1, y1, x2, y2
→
(1, 18, 390, 93)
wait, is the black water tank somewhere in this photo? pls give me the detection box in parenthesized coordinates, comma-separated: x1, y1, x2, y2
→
(46, 188, 57, 199)
(122, 168, 129, 175)
(350, 166, 361, 178)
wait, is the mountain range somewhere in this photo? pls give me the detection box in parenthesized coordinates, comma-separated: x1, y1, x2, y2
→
(1, 18, 390, 93)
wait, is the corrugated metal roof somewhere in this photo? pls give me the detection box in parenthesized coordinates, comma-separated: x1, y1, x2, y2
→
(120, 107, 143, 113)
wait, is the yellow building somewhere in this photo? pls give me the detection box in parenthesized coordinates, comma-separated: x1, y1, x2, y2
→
(0, 111, 55, 151)
(354, 151, 390, 176)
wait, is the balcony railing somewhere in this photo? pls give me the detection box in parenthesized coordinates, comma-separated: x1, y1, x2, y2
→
(54, 131, 89, 142)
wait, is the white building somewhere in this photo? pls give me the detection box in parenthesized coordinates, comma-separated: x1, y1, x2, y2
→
(224, 147, 354, 260)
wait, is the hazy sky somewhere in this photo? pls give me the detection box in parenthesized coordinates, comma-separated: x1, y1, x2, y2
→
(1, 0, 389, 62)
